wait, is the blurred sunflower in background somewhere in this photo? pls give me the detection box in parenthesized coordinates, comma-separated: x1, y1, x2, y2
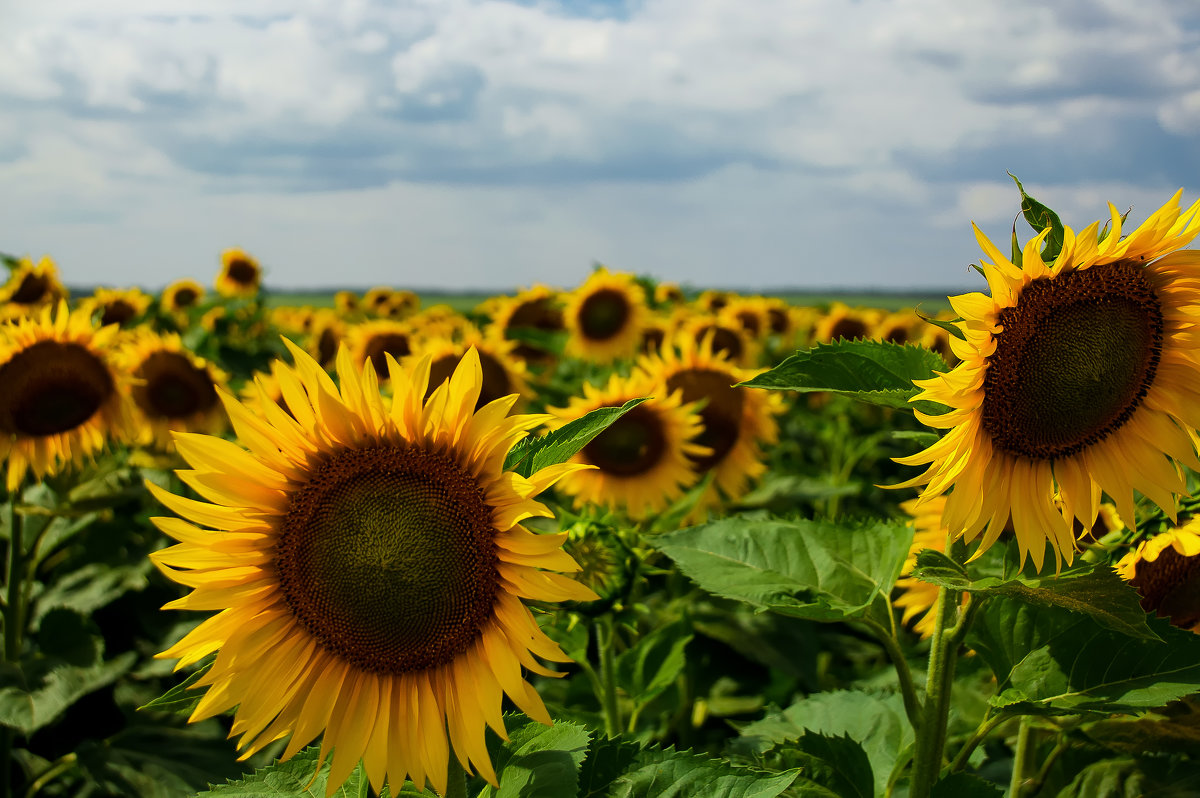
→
(813, 302, 879, 344)
(563, 267, 646, 363)
(676, 316, 758, 367)
(362, 286, 397, 316)
(120, 331, 228, 449)
(638, 334, 782, 515)
(488, 285, 564, 366)
(1117, 519, 1200, 632)
(548, 371, 709, 519)
(346, 319, 415, 380)
(0, 255, 68, 314)
(333, 290, 360, 316)
(899, 191, 1200, 572)
(306, 310, 345, 369)
(873, 311, 919, 345)
(161, 279, 206, 314)
(215, 248, 263, 298)
(719, 297, 771, 343)
(413, 331, 531, 412)
(149, 345, 596, 795)
(0, 302, 132, 490)
(79, 287, 153, 329)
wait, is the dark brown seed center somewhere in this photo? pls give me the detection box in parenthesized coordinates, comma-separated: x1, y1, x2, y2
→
(172, 287, 198, 308)
(0, 341, 113, 437)
(829, 316, 869, 342)
(10, 273, 49, 305)
(426, 352, 513, 411)
(100, 300, 137, 328)
(666, 368, 744, 472)
(364, 333, 411, 379)
(579, 289, 631, 341)
(582, 404, 667, 477)
(227, 258, 258, 286)
(133, 351, 218, 419)
(275, 446, 498, 674)
(981, 261, 1163, 460)
(1130, 545, 1200, 631)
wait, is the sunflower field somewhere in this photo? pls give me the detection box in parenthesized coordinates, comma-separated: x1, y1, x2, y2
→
(3, 181, 1200, 798)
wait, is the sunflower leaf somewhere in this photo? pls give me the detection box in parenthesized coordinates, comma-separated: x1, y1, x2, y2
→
(615, 619, 693, 707)
(911, 554, 1157, 641)
(195, 744, 366, 796)
(607, 746, 801, 798)
(914, 311, 966, 341)
(734, 690, 914, 798)
(577, 735, 641, 798)
(504, 397, 650, 478)
(737, 340, 948, 413)
(1010, 172, 1065, 263)
(656, 515, 913, 626)
(0, 652, 137, 735)
(138, 653, 215, 714)
(968, 598, 1200, 715)
(481, 714, 590, 798)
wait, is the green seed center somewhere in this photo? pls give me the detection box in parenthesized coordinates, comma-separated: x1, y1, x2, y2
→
(982, 261, 1163, 460)
(275, 446, 498, 674)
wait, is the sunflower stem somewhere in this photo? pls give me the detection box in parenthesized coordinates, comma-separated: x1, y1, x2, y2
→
(4, 494, 25, 662)
(1008, 717, 1031, 798)
(596, 615, 622, 738)
(861, 618, 922, 731)
(907, 582, 960, 798)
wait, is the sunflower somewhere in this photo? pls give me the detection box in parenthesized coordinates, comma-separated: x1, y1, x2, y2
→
(548, 371, 709, 519)
(637, 334, 783, 514)
(120, 331, 229, 450)
(162, 279, 206, 314)
(694, 289, 731, 314)
(1, 256, 68, 312)
(411, 332, 532, 412)
(488, 285, 564, 366)
(898, 191, 1200, 572)
(363, 287, 397, 316)
(719, 298, 772, 342)
(563, 268, 646, 364)
(873, 311, 919, 345)
(1116, 520, 1200, 631)
(79, 287, 153, 329)
(0, 302, 132, 490)
(893, 495, 968, 639)
(148, 344, 597, 795)
(654, 282, 686, 307)
(346, 320, 416, 381)
(307, 311, 345, 369)
(813, 303, 880, 344)
(215, 248, 263, 298)
(676, 317, 758, 368)
(334, 290, 360, 316)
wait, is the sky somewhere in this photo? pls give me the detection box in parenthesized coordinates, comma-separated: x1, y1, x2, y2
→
(2, 0, 1200, 294)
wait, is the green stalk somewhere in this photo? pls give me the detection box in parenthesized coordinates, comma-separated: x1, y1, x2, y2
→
(907, 583, 961, 798)
(862, 618, 922, 731)
(596, 616, 622, 738)
(1008, 718, 1031, 798)
(5, 500, 25, 661)
(444, 761, 468, 798)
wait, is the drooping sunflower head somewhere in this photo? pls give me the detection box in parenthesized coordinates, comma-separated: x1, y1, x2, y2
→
(488, 285, 565, 366)
(215, 248, 263, 298)
(118, 331, 229, 450)
(0, 301, 133, 490)
(148, 342, 597, 795)
(1116, 521, 1200, 632)
(346, 319, 415, 381)
(79, 287, 153, 329)
(548, 370, 710, 520)
(161, 279, 206, 314)
(1, 256, 69, 311)
(413, 331, 532, 413)
(899, 190, 1200, 572)
(637, 334, 783, 515)
(563, 267, 647, 363)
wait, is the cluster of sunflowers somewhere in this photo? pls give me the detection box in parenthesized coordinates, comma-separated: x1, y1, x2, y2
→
(6, 187, 1200, 798)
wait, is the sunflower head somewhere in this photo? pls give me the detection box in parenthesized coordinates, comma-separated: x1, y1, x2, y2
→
(899, 190, 1200, 572)
(0, 301, 133, 490)
(215, 248, 263, 298)
(563, 268, 647, 364)
(489, 285, 565, 366)
(346, 319, 415, 381)
(80, 287, 153, 329)
(676, 318, 758, 367)
(814, 303, 881, 344)
(1116, 523, 1200, 632)
(874, 311, 919, 345)
(548, 370, 709, 519)
(119, 330, 229, 450)
(149, 343, 597, 795)
(1, 256, 69, 310)
(413, 331, 532, 413)
(333, 290, 360, 315)
(307, 310, 345, 369)
(162, 279, 206, 314)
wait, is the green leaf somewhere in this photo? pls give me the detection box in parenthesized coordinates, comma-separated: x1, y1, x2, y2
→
(577, 735, 641, 798)
(914, 312, 965, 341)
(969, 598, 1200, 715)
(737, 691, 914, 798)
(34, 608, 101, 667)
(503, 398, 649, 478)
(930, 772, 1004, 798)
(911, 554, 1156, 640)
(196, 745, 363, 796)
(504, 327, 568, 356)
(738, 340, 948, 412)
(607, 747, 799, 798)
(138, 653, 215, 714)
(615, 620, 693, 707)
(787, 733, 872, 798)
(481, 715, 590, 798)
(656, 515, 913, 625)
(0, 652, 137, 735)
(34, 561, 152, 621)
(1010, 172, 1065, 263)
